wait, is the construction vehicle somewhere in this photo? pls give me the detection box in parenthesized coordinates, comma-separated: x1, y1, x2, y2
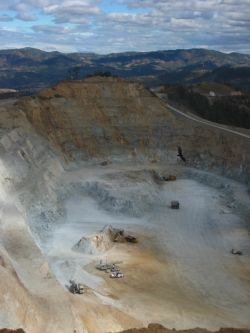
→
(96, 260, 124, 278)
(231, 249, 243, 255)
(96, 263, 112, 271)
(110, 264, 120, 272)
(110, 271, 124, 278)
(69, 280, 85, 294)
(125, 235, 138, 243)
(96, 260, 121, 273)
(171, 201, 180, 209)
(96, 263, 119, 273)
(163, 175, 177, 181)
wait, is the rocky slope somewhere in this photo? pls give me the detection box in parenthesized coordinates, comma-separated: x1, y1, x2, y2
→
(119, 325, 250, 333)
(0, 330, 25, 333)
(0, 78, 249, 333)
(1, 325, 250, 333)
(18, 76, 250, 182)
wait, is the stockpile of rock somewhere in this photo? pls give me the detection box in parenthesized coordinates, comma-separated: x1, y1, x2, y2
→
(73, 225, 137, 255)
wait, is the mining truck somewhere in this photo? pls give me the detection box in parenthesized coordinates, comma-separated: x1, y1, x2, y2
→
(69, 280, 85, 294)
(171, 201, 180, 209)
(110, 271, 124, 278)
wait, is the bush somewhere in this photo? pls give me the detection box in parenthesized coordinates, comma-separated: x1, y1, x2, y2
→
(168, 85, 250, 129)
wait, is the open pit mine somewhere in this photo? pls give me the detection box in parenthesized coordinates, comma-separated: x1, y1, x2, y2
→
(0, 76, 249, 333)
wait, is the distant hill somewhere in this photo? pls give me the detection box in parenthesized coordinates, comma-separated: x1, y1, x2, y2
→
(0, 47, 250, 93)
(162, 82, 250, 129)
(197, 66, 250, 90)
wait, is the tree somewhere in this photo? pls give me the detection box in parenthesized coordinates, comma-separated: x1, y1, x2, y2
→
(68, 66, 81, 80)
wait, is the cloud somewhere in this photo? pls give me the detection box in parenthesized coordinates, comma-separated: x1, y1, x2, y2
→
(9, 2, 38, 21)
(43, 1, 101, 23)
(0, 14, 13, 22)
(32, 24, 72, 34)
(0, 0, 249, 53)
(16, 12, 37, 21)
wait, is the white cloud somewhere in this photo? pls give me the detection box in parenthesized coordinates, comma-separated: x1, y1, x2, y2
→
(32, 24, 72, 34)
(0, 15, 13, 22)
(16, 12, 37, 21)
(0, 0, 249, 53)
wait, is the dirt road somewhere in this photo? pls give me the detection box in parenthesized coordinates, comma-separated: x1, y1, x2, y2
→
(38, 164, 250, 330)
(155, 93, 250, 140)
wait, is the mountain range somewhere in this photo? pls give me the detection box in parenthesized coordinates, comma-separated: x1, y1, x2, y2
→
(0, 47, 250, 93)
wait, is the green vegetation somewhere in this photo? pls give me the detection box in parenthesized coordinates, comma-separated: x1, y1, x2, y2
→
(193, 82, 234, 95)
(1, 48, 250, 94)
(86, 71, 114, 78)
(68, 66, 81, 80)
(200, 66, 250, 91)
(168, 85, 250, 129)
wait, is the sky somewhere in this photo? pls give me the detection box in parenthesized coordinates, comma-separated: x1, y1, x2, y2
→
(0, 0, 249, 54)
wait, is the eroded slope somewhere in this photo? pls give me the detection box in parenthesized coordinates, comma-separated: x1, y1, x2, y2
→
(0, 79, 249, 333)
(18, 77, 250, 182)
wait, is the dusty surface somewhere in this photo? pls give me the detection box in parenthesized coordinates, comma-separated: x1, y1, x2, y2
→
(0, 78, 249, 333)
(1, 157, 250, 332)
(38, 164, 250, 331)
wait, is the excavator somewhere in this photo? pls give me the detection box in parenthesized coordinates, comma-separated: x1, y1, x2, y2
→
(231, 249, 242, 256)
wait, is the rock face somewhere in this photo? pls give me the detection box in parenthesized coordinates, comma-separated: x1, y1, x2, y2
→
(0, 328, 25, 333)
(119, 325, 250, 333)
(0, 83, 249, 333)
(18, 76, 250, 181)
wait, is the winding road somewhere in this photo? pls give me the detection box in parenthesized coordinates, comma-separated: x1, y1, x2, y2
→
(156, 93, 250, 140)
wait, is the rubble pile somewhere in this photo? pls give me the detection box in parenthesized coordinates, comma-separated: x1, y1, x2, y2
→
(73, 225, 137, 254)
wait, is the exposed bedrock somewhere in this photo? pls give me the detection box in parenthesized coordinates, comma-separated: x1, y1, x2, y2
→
(119, 325, 250, 333)
(17, 77, 250, 182)
(0, 77, 249, 333)
(0, 330, 25, 333)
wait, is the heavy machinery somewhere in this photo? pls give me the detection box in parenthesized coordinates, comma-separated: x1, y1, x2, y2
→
(171, 201, 180, 209)
(162, 175, 177, 181)
(110, 271, 124, 278)
(96, 262, 120, 273)
(125, 235, 138, 243)
(231, 249, 243, 255)
(69, 280, 85, 294)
